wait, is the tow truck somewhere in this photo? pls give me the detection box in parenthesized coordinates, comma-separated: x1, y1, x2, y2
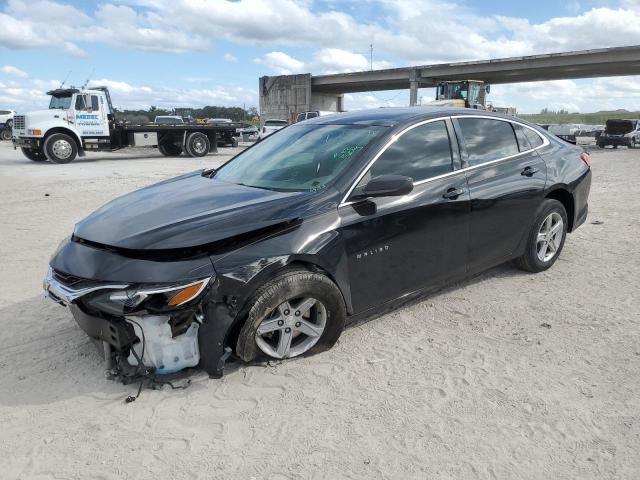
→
(12, 86, 244, 163)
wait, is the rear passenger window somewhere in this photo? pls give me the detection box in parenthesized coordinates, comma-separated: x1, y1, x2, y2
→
(458, 118, 519, 165)
(370, 121, 453, 182)
(513, 124, 532, 152)
(523, 127, 544, 148)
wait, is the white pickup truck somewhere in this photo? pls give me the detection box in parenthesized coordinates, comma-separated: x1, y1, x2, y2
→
(12, 87, 244, 163)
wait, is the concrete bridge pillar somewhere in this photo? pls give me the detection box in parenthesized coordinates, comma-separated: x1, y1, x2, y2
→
(409, 69, 419, 106)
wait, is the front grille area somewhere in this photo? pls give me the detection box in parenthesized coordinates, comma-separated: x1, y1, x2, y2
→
(12, 115, 25, 130)
(52, 268, 100, 290)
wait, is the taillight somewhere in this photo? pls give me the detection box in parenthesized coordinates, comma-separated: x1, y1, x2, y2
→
(262, 126, 266, 133)
(580, 151, 590, 168)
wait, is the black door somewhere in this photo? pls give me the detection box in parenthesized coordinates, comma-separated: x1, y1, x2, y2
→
(454, 117, 547, 272)
(339, 119, 470, 313)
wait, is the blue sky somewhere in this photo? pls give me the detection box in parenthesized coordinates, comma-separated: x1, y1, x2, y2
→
(1, 0, 640, 113)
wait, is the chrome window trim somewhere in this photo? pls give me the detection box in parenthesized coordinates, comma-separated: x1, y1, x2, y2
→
(339, 114, 550, 207)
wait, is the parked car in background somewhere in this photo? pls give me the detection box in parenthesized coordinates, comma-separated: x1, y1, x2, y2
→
(154, 115, 184, 125)
(0, 109, 15, 128)
(295, 110, 337, 122)
(258, 119, 288, 139)
(43, 107, 591, 381)
(597, 119, 640, 148)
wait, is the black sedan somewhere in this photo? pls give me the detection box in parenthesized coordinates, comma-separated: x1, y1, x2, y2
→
(44, 107, 592, 379)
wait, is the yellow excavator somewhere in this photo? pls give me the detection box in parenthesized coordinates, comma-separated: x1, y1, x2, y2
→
(430, 80, 516, 114)
(431, 80, 488, 109)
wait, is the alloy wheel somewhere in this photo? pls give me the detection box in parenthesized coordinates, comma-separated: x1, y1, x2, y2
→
(255, 297, 326, 359)
(192, 138, 207, 154)
(536, 212, 564, 262)
(52, 139, 72, 160)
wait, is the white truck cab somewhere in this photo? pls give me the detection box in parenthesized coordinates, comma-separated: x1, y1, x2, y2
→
(12, 87, 112, 162)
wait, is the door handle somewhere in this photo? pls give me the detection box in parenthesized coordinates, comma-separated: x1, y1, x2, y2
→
(521, 166, 539, 177)
(443, 187, 466, 200)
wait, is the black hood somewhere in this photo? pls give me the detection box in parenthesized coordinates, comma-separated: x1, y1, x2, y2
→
(73, 171, 316, 251)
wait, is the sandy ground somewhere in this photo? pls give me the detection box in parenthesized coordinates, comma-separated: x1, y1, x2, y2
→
(0, 141, 638, 480)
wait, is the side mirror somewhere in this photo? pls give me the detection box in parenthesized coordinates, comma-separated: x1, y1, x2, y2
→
(353, 174, 413, 200)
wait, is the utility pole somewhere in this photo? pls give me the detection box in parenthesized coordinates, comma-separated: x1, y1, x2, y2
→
(370, 44, 373, 71)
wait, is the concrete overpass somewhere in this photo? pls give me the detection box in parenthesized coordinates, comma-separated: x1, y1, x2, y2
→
(259, 45, 640, 119)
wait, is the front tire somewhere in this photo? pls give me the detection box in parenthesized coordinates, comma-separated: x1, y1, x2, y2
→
(0, 129, 11, 141)
(236, 268, 346, 362)
(185, 132, 210, 157)
(43, 133, 77, 164)
(516, 199, 568, 273)
(21, 147, 47, 162)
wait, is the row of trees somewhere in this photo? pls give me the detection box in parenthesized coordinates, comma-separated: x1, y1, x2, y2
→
(114, 105, 259, 125)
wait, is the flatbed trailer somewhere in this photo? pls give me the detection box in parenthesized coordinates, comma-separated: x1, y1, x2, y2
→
(12, 86, 246, 163)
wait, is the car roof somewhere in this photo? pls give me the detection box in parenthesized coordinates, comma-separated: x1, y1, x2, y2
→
(301, 106, 516, 127)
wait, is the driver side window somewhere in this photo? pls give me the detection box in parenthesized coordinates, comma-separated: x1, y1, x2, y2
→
(360, 120, 453, 187)
(74, 95, 86, 111)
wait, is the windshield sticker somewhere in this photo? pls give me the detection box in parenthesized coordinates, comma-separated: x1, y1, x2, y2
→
(333, 145, 363, 161)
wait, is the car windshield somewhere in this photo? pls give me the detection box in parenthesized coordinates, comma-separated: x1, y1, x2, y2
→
(265, 120, 288, 127)
(49, 95, 72, 110)
(214, 124, 385, 192)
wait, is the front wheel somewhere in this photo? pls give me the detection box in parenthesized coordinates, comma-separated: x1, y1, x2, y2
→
(21, 147, 47, 162)
(516, 199, 568, 273)
(0, 128, 11, 141)
(6, 119, 13, 129)
(236, 269, 346, 362)
(43, 133, 77, 164)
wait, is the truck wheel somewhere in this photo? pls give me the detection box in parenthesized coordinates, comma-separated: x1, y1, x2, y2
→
(6, 119, 13, 129)
(0, 129, 11, 141)
(185, 132, 210, 157)
(44, 133, 77, 164)
(158, 141, 183, 156)
(231, 136, 239, 148)
(21, 147, 47, 162)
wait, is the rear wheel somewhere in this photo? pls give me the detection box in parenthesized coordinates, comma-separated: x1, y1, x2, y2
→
(236, 269, 346, 362)
(6, 119, 13, 129)
(185, 132, 210, 157)
(44, 133, 77, 164)
(516, 199, 568, 273)
(21, 147, 47, 162)
(158, 140, 183, 156)
(0, 129, 11, 141)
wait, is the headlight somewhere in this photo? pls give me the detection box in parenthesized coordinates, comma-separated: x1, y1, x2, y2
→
(84, 277, 211, 315)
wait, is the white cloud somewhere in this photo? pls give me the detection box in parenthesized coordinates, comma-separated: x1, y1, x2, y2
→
(3, 0, 640, 66)
(224, 53, 239, 63)
(255, 48, 393, 76)
(0, 65, 28, 78)
(255, 51, 305, 74)
(0, 75, 256, 112)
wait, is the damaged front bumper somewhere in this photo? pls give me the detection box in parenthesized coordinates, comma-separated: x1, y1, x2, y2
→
(43, 263, 227, 378)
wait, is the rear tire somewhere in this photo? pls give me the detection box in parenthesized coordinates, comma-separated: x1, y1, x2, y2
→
(6, 119, 13, 129)
(185, 132, 210, 157)
(236, 268, 346, 362)
(21, 147, 47, 162)
(43, 133, 77, 164)
(516, 199, 568, 273)
(0, 129, 11, 141)
(158, 140, 183, 156)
